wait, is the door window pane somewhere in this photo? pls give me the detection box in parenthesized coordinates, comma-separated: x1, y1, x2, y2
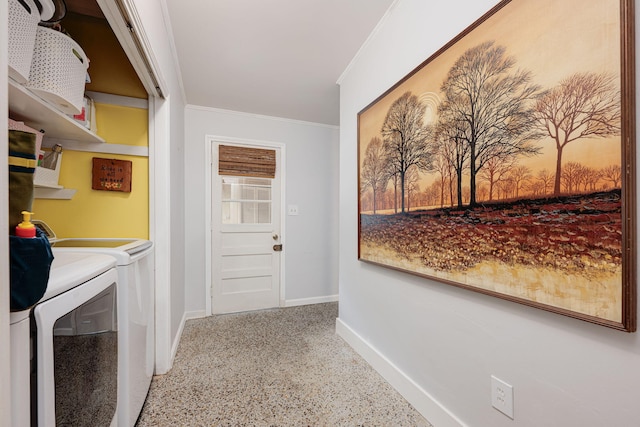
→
(221, 177, 272, 224)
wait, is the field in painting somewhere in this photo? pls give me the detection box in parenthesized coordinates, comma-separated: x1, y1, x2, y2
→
(360, 191, 622, 321)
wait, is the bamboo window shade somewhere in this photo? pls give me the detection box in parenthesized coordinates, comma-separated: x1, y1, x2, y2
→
(218, 145, 276, 179)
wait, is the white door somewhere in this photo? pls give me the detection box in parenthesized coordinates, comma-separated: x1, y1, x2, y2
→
(211, 142, 282, 314)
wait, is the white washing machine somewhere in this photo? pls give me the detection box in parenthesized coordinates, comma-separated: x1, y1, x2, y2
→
(50, 237, 155, 427)
(30, 251, 119, 426)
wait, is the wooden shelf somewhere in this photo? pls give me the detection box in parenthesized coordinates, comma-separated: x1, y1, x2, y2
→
(8, 79, 105, 144)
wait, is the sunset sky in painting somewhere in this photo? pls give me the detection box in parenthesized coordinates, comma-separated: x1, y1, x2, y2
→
(359, 0, 622, 189)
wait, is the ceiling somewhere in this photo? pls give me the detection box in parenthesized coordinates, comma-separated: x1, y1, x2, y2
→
(165, 0, 395, 126)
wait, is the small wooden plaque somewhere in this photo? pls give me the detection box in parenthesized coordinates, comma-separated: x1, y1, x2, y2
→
(92, 157, 132, 192)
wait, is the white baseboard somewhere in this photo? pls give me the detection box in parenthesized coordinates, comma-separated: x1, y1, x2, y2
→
(172, 307, 214, 350)
(155, 310, 205, 376)
(283, 294, 339, 307)
(170, 311, 188, 366)
(335, 318, 465, 427)
(185, 310, 207, 320)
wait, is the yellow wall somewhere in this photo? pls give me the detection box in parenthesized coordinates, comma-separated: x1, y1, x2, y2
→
(64, 12, 147, 99)
(32, 13, 150, 239)
(95, 102, 149, 147)
(34, 153, 148, 239)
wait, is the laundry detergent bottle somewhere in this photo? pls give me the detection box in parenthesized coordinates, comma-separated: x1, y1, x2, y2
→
(15, 211, 36, 238)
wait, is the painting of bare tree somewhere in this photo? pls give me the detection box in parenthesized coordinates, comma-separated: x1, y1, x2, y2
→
(357, 0, 636, 331)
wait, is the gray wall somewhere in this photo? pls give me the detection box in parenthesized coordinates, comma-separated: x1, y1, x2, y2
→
(337, 0, 640, 425)
(184, 106, 340, 315)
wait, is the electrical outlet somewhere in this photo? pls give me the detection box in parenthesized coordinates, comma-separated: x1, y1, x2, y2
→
(491, 375, 514, 419)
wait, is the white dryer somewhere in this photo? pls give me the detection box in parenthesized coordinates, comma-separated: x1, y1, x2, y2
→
(50, 238, 154, 426)
(31, 251, 119, 426)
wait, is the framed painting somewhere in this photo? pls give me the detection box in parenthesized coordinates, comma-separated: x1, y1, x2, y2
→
(357, 0, 636, 331)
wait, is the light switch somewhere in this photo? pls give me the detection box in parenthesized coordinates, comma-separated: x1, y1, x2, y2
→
(287, 205, 299, 215)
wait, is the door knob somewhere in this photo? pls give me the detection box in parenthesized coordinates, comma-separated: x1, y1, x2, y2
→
(273, 244, 283, 252)
(272, 233, 279, 240)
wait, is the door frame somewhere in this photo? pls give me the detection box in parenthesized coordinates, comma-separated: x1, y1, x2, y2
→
(1, 0, 10, 420)
(97, 0, 172, 374)
(204, 136, 286, 316)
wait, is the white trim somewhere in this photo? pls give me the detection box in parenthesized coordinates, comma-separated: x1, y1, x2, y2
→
(96, 0, 168, 98)
(185, 310, 207, 321)
(83, 0, 172, 375)
(85, 91, 149, 109)
(95, 0, 175, 376)
(119, 0, 167, 95)
(204, 136, 212, 316)
(149, 95, 173, 375)
(158, 0, 188, 105)
(170, 310, 188, 364)
(205, 136, 287, 316)
(1, 0, 11, 419)
(284, 295, 339, 307)
(335, 318, 465, 427)
(187, 104, 339, 130)
(42, 139, 149, 157)
(336, 0, 401, 85)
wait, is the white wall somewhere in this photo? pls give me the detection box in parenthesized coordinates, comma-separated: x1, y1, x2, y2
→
(1, 0, 10, 422)
(337, 0, 640, 426)
(131, 0, 187, 372)
(184, 106, 340, 315)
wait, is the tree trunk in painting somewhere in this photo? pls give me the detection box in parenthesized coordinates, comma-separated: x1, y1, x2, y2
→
(554, 145, 564, 196)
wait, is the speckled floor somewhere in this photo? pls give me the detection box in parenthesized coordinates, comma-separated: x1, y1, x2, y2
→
(136, 302, 431, 426)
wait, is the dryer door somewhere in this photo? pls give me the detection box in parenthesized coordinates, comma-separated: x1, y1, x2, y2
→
(32, 268, 118, 427)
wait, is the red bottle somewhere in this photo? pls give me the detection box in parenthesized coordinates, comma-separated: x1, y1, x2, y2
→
(15, 211, 36, 238)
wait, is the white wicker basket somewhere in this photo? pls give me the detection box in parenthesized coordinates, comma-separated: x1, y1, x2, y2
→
(34, 151, 63, 188)
(26, 27, 89, 115)
(8, 0, 40, 84)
